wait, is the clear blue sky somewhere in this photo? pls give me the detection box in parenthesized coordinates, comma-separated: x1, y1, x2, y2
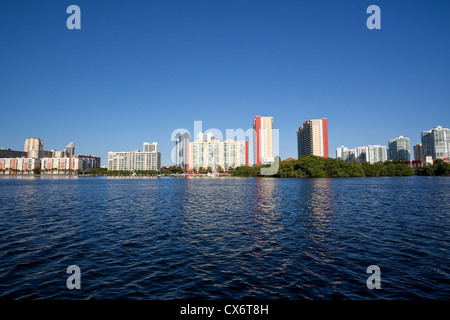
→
(1, 0, 449, 165)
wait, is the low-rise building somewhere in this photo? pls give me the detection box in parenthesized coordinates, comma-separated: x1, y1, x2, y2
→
(0, 158, 41, 171)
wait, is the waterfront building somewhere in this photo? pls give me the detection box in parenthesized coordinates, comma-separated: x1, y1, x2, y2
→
(0, 148, 27, 158)
(0, 158, 41, 171)
(40, 157, 83, 171)
(253, 116, 274, 165)
(174, 132, 190, 168)
(421, 125, 450, 159)
(108, 142, 161, 171)
(187, 136, 248, 171)
(40, 155, 100, 171)
(388, 136, 411, 161)
(414, 143, 424, 162)
(297, 118, 329, 158)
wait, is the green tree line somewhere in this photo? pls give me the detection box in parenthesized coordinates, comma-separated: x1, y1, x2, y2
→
(232, 155, 416, 178)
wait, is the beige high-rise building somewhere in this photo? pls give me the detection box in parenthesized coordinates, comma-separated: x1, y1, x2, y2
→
(297, 119, 329, 158)
(24, 138, 43, 158)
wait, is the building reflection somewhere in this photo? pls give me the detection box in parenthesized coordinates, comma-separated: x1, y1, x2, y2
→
(298, 178, 337, 264)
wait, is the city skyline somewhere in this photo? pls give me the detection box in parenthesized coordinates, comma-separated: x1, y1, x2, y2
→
(1, 1, 449, 166)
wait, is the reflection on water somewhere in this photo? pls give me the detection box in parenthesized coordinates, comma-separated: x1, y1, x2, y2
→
(300, 178, 336, 243)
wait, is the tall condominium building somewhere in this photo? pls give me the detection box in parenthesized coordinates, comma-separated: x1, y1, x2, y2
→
(108, 142, 161, 171)
(24, 138, 43, 158)
(174, 132, 190, 168)
(187, 136, 248, 171)
(253, 116, 274, 165)
(421, 125, 450, 159)
(297, 118, 329, 158)
(413, 143, 424, 162)
(388, 136, 411, 161)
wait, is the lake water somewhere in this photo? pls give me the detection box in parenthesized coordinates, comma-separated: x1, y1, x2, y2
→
(0, 176, 448, 299)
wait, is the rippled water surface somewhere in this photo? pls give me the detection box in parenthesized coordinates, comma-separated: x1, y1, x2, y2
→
(0, 176, 448, 299)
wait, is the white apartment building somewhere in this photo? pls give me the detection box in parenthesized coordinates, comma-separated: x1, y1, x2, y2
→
(187, 137, 248, 171)
(108, 142, 161, 171)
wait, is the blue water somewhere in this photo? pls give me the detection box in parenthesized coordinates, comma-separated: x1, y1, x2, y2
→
(0, 176, 448, 299)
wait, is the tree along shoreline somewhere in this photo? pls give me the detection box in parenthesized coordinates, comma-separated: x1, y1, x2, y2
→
(231, 156, 449, 178)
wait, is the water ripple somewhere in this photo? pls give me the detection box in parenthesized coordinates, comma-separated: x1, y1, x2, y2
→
(0, 176, 449, 299)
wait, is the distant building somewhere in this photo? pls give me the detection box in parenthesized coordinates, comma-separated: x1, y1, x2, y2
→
(65, 142, 75, 157)
(414, 143, 424, 162)
(421, 125, 450, 159)
(187, 137, 248, 171)
(297, 118, 329, 158)
(337, 145, 386, 164)
(354, 146, 368, 164)
(388, 136, 411, 161)
(108, 142, 161, 171)
(174, 132, 190, 168)
(336, 146, 355, 163)
(367, 145, 387, 164)
(143, 142, 158, 153)
(253, 116, 274, 165)
(0, 148, 27, 158)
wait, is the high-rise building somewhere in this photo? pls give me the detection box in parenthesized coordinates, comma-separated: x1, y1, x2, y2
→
(24, 138, 43, 158)
(413, 143, 424, 162)
(174, 132, 190, 168)
(421, 126, 450, 159)
(253, 116, 274, 165)
(388, 136, 411, 161)
(297, 118, 329, 158)
(187, 136, 248, 171)
(108, 142, 161, 171)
